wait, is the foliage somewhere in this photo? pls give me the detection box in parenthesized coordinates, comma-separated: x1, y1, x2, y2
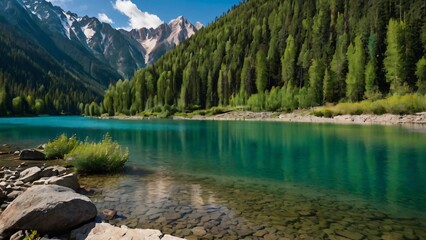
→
(65, 133, 129, 173)
(312, 94, 426, 116)
(0, 23, 102, 116)
(23, 230, 40, 240)
(94, 0, 424, 116)
(44, 134, 79, 159)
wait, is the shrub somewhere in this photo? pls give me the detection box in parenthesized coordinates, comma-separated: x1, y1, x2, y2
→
(44, 134, 78, 159)
(311, 94, 426, 116)
(65, 133, 128, 173)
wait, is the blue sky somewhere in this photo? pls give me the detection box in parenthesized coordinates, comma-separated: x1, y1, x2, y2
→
(48, 0, 240, 29)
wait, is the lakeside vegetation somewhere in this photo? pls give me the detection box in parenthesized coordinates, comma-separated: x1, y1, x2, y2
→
(81, 0, 425, 118)
(45, 133, 128, 173)
(313, 94, 426, 117)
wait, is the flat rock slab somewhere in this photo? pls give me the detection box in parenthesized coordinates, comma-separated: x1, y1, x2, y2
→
(0, 185, 97, 236)
(85, 223, 163, 240)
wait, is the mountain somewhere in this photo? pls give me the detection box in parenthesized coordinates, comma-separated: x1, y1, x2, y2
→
(100, 0, 425, 116)
(0, 0, 103, 115)
(123, 16, 201, 65)
(0, 0, 200, 115)
(19, 0, 200, 78)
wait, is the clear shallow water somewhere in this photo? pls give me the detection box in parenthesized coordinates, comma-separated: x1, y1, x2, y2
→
(0, 116, 426, 238)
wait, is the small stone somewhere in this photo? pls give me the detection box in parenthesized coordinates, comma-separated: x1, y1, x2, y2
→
(14, 181, 24, 187)
(191, 227, 207, 236)
(19, 167, 41, 183)
(10, 230, 25, 240)
(39, 166, 67, 178)
(46, 173, 80, 190)
(382, 232, 404, 240)
(102, 209, 117, 220)
(162, 234, 186, 240)
(404, 229, 418, 240)
(7, 191, 22, 199)
(335, 230, 365, 240)
(299, 210, 316, 217)
(165, 212, 183, 222)
(254, 229, 267, 237)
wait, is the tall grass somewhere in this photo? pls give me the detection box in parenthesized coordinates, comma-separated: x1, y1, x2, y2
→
(313, 94, 426, 117)
(65, 133, 128, 173)
(44, 134, 79, 159)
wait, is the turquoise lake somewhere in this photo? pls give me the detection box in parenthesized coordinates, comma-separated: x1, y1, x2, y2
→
(0, 116, 425, 238)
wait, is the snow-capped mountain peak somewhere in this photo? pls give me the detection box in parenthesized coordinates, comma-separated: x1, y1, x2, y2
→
(16, 0, 201, 77)
(195, 21, 204, 30)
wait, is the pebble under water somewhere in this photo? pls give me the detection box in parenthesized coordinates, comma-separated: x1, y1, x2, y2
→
(80, 169, 426, 240)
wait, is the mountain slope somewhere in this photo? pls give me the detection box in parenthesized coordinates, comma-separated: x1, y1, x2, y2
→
(0, 0, 202, 115)
(101, 0, 425, 115)
(20, 0, 201, 78)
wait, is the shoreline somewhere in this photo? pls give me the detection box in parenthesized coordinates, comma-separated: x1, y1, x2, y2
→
(99, 110, 426, 126)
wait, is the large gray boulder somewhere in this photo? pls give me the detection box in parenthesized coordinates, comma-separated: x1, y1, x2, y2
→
(0, 185, 97, 236)
(19, 149, 45, 160)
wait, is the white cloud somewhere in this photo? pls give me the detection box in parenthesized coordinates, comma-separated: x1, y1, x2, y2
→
(113, 0, 163, 30)
(98, 13, 114, 24)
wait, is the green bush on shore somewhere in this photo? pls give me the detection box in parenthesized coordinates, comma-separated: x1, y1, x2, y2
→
(312, 94, 426, 117)
(44, 134, 78, 159)
(44, 133, 128, 173)
(65, 133, 129, 173)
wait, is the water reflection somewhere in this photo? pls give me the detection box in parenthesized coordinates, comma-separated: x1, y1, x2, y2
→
(1, 117, 426, 226)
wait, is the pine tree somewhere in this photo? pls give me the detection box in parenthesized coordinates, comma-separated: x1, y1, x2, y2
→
(365, 33, 379, 99)
(281, 35, 297, 87)
(346, 36, 365, 102)
(416, 57, 426, 93)
(384, 19, 407, 94)
(308, 59, 324, 106)
(255, 49, 268, 93)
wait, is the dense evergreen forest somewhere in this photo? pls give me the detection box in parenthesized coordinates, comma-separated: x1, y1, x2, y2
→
(0, 21, 100, 116)
(95, 0, 425, 116)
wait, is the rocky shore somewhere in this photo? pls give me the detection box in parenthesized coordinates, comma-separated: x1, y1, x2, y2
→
(0, 147, 184, 240)
(175, 111, 426, 125)
(100, 111, 426, 126)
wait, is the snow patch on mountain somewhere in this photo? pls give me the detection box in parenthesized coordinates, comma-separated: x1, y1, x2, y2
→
(82, 25, 95, 42)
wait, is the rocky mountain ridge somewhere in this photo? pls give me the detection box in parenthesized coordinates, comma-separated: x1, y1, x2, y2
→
(19, 0, 201, 78)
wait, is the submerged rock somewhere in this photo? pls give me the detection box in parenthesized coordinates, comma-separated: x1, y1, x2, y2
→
(0, 185, 97, 236)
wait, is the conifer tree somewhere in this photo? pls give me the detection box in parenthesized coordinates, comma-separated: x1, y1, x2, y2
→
(384, 19, 407, 94)
(346, 36, 365, 102)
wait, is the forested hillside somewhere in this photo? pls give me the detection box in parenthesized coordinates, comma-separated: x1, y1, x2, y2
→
(100, 0, 424, 115)
(0, 20, 100, 115)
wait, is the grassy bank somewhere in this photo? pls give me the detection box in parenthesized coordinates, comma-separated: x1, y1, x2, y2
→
(312, 94, 426, 117)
